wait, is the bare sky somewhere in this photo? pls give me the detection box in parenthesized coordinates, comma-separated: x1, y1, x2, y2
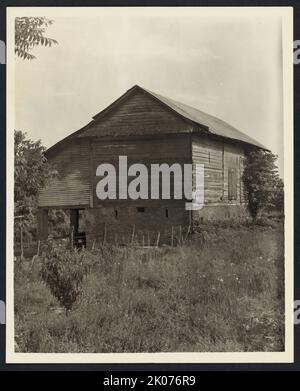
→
(14, 8, 284, 175)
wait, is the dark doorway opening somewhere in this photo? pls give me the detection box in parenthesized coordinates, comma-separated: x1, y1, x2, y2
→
(70, 209, 86, 249)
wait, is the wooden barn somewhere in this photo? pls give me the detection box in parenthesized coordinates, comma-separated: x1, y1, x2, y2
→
(37, 85, 265, 245)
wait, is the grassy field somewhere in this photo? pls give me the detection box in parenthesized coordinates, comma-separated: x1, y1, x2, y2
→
(14, 218, 285, 353)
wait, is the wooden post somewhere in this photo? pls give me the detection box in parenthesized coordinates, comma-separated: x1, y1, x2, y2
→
(142, 234, 145, 248)
(179, 225, 182, 245)
(147, 231, 150, 246)
(171, 225, 174, 247)
(37, 209, 48, 240)
(70, 226, 74, 249)
(156, 232, 160, 248)
(184, 225, 191, 243)
(70, 209, 79, 235)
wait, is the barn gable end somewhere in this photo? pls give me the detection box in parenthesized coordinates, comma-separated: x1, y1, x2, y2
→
(77, 87, 194, 138)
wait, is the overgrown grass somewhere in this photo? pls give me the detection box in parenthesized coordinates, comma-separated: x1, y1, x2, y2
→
(15, 220, 285, 353)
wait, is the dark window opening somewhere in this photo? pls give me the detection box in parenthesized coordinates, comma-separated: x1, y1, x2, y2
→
(165, 209, 169, 218)
(137, 207, 145, 213)
(114, 209, 118, 218)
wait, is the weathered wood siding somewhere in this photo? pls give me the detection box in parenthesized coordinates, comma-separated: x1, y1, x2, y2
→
(92, 135, 191, 207)
(192, 136, 223, 203)
(79, 88, 193, 138)
(85, 135, 192, 241)
(192, 135, 246, 205)
(223, 143, 246, 204)
(38, 139, 90, 208)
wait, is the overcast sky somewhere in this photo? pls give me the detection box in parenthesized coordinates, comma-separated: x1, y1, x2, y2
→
(14, 8, 284, 175)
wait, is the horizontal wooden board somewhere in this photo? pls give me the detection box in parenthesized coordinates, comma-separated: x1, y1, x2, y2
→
(192, 135, 246, 204)
(78, 89, 193, 137)
(38, 140, 90, 207)
(93, 137, 191, 161)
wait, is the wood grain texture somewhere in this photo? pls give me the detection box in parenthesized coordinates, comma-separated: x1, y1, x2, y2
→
(92, 136, 191, 207)
(192, 135, 246, 205)
(78, 89, 193, 138)
(38, 139, 90, 207)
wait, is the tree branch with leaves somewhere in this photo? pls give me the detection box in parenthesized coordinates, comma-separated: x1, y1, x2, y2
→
(14, 130, 57, 239)
(15, 17, 58, 60)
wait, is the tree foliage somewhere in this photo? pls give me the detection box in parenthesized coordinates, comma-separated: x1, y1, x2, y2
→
(243, 149, 284, 220)
(15, 17, 58, 60)
(41, 243, 89, 312)
(14, 130, 57, 238)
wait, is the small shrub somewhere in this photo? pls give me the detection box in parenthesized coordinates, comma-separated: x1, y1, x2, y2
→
(40, 244, 88, 312)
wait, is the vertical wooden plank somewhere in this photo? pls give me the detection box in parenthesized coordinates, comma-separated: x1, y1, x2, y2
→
(156, 232, 160, 248)
(37, 209, 48, 240)
(233, 168, 237, 200)
(70, 226, 74, 249)
(228, 168, 237, 201)
(228, 169, 233, 200)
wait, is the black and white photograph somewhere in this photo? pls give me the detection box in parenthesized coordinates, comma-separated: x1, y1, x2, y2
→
(5, 6, 293, 363)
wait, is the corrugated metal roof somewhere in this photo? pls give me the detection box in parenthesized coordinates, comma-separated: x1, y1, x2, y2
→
(144, 87, 267, 149)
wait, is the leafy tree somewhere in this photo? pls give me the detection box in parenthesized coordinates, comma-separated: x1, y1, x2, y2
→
(243, 149, 284, 220)
(14, 130, 57, 238)
(41, 243, 89, 313)
(271, 176, 284, 212)
(15, 17, 58, 60)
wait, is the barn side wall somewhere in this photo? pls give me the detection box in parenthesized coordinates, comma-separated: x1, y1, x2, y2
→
(192, 135, 249, 222)
(88, 135, 192, 244)
(91, 135, 191, 207)
(38, 139, 90, 208)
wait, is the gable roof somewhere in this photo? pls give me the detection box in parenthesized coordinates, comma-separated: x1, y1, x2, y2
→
(144, 88, 267, 149)
(46, 85, 267, 156)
